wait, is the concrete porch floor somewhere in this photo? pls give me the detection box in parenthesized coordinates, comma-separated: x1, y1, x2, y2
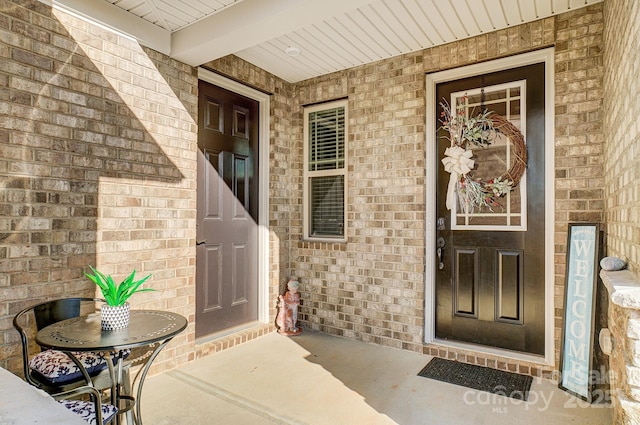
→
(141, 331, 612, 425)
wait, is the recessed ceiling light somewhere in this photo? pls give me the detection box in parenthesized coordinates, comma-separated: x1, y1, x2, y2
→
(284, 46, 301, 57)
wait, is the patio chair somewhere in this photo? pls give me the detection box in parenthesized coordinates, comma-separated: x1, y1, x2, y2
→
(54, 384, 118, 425)
(13, 297, 130, 422)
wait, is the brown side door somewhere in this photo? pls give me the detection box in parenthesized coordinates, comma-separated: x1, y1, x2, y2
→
(435, 63, 546, 355)
(196, 81, 259, 337)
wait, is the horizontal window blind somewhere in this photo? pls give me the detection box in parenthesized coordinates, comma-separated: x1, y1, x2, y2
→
(310, 175, 344, 237)
(309, 107, 345, 171)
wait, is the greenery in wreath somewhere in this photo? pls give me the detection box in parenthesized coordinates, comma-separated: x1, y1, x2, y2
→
(439, 96, 527, 212)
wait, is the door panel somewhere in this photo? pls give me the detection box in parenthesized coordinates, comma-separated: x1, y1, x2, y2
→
(202, 244, 222, 312)
(453, 248, 477, 317)
(196, 81, 259, 337)
(435, 63, 545, 355)
(496, 250, 523, 324)
(231, 243, 248, 305)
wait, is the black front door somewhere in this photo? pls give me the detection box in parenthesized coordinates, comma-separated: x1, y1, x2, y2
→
(435, 63, 546, 355)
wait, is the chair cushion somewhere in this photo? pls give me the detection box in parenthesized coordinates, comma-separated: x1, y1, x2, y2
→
(29, 350, 108, 384)
(58, 399, 118, 425)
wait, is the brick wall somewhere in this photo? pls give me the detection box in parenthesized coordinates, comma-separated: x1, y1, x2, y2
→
(554, 4, 606, 368)
(602, 0, 640, 423)
(203, 6, 605, 374)
(286, 5, 604, 374)
(603, 0, 640, 273)
(0, 0, 610, 381)
(0, 0, 197, 373)
(292, 53, 427, 351)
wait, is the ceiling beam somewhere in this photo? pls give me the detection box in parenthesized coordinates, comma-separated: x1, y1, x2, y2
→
(170, 0, 374, 66)
(49, 0, 171, 55)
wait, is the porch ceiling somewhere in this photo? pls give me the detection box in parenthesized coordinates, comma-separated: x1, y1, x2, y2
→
(49, 0, 602, 83)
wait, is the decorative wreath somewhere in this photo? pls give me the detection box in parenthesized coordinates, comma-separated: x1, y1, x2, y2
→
(440, 98, 527, 212)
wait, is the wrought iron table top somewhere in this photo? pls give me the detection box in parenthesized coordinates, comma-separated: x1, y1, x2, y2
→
(36, 310, 187, 351)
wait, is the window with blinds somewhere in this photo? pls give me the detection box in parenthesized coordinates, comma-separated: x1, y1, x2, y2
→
(303, 100, 347, 240)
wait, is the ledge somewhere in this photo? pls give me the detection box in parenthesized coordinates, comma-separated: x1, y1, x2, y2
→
(601, 269, 640, 310)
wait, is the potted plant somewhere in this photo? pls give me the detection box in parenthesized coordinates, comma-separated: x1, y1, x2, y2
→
(86, 266, 154, 330)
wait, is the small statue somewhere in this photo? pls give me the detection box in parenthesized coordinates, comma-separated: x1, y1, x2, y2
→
(276, 278, 302, 336)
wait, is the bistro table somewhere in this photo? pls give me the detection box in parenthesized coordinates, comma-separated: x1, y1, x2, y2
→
(36, 309, 187, 425)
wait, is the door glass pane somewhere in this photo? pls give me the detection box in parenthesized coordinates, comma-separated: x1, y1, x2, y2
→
(450, 81, 527, 231)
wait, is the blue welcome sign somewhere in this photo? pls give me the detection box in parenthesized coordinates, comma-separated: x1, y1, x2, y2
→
(559, 223, 600, 402)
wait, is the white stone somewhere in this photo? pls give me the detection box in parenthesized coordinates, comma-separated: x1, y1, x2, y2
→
(601, 256, 627, 271)
(601, 270, 640, 310)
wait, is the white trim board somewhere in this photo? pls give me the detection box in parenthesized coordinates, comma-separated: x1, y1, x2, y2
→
(197, 68, 271, 326)
(424, 48, 555, 366)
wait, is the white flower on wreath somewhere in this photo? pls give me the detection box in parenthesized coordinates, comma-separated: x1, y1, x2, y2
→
(441, 146, 474, 210)
(441, 146, 474, 175)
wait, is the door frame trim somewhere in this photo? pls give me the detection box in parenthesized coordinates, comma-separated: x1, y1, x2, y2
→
(198, 67, 270, 325)
(424, 48, 555, 366)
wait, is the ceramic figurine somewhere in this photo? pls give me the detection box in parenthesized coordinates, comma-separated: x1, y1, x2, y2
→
(276, 278, 302, 336)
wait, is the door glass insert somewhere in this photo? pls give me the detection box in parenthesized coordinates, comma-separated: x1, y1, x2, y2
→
(450, 81, 527, 231)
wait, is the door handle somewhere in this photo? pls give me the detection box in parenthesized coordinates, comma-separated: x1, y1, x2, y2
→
(436, 237, 445, 270)
(196, 240, 207, 246)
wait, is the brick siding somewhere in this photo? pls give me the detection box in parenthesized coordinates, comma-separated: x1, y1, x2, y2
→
(603, 0, 640, 274)
(602, 0, 640, 423)
(0, 0, 197, 374)
(0, 0, 610, 383)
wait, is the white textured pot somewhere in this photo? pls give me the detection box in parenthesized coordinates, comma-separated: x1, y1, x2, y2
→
(101, 303, 130, 331)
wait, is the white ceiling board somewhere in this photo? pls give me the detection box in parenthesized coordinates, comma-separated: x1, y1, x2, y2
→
(536, 0, 554, 17)
(106, 0, 242, 31)
(326, 16, 383, 61)
(569, 0, 591, 8)
(280, 34, 345, 72)
(469, 4, 495, 33)
(50, 0, 604, 83)
(386, 0, 433, 49)
(347, 8, 401, 57)
(435, 0, 469, 39)
(502, 1, 523, 25)
(422, 0, 457, 42)
(270, 38, 336, 75)
(236, 46, 317, 82)
(301, 25, 370, 66)
(402, 0, 443, 45)
(553, 0, 571, 13)
(518, 0, 539, 20)
(113, 0, 144, 10)
(482, 0, 509, 28)
(450, 0, 482, 35)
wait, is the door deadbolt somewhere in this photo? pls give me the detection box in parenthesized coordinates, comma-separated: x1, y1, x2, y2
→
(436, 237, 445, 270)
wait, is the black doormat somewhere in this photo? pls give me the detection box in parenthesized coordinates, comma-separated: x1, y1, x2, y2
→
(418, 357, 533, 401)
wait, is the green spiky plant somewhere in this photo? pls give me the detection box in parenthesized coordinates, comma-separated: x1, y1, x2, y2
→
(86, 266, 155, 306)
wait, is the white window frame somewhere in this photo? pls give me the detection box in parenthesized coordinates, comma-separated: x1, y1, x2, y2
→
(303, 99, 348, 242)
